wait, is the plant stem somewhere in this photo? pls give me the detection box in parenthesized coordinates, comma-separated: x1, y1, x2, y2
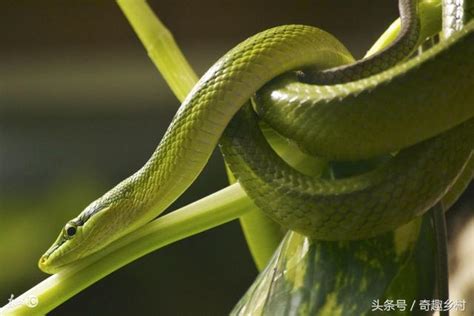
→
(0, 184, 252, 315)
(116, 0, 197, 101)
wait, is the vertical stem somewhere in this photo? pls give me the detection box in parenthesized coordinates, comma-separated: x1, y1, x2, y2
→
(116, 0, 198, 101)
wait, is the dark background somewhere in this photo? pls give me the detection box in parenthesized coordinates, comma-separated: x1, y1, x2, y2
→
(1, 0, 472, 315)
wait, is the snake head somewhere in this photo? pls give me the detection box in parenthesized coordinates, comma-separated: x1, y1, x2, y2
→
(38, 200, 113, 274)
(38, 219, 84, 273)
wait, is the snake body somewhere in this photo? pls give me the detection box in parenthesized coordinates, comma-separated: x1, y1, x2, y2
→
(39, 0, 474, 273)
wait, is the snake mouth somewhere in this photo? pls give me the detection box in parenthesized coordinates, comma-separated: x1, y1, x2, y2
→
(38, 242, 63, 273)
(38, 256, 69, 274)
(38, 244, 79, 274)
(38, 231, 77, 274)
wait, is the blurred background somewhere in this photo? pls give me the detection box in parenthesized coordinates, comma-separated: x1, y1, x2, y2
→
(1, 0, 472, 315)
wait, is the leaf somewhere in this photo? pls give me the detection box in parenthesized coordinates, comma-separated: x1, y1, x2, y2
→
(380, 215, 436, 316)
(231, 215, 433, 316)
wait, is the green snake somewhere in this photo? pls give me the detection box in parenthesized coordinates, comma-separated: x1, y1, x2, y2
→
(39, 0, 474, 274)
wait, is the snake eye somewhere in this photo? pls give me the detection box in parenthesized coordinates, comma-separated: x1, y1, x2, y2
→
(64, 222, 77, 239)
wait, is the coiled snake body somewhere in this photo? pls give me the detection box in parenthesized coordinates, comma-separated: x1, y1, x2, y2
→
(39, 0, 474, 273)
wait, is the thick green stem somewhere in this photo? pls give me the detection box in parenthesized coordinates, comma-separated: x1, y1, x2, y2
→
(0, 184, 252, 315)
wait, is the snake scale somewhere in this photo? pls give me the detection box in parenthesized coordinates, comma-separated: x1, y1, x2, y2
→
(39, 0, 474, 273)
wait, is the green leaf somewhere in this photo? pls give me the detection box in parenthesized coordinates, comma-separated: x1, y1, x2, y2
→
(232, 216, 430, 316)
(380, 215, 436, 316)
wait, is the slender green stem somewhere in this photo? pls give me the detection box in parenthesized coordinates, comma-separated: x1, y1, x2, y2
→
(0, 184, 252, 315)
(117, 0, 197, 101)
